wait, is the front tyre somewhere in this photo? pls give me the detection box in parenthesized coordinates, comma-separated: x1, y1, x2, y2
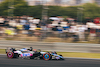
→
(43, 53, 51, 61)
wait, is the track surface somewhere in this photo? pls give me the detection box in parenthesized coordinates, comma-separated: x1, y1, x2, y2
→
(0, 55, 100, 67)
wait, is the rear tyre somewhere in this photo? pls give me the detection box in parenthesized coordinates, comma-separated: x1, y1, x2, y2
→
(7, 52, 14, 59)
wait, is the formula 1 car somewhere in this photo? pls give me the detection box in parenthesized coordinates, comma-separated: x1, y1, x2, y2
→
(5, 47, 64, 60)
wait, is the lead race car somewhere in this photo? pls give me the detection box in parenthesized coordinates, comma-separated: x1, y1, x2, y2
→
(5, 47, 64, 61)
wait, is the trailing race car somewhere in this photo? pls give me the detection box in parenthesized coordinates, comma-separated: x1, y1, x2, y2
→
(5, 47, 64, 60)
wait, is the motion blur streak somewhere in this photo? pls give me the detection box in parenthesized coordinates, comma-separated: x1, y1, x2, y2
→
(0, 55, 100, 67)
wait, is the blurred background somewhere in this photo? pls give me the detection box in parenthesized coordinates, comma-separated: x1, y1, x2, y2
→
(0, 0, 100, 43)
(1, 1, 100, 67)
(0, 0, 100, 60)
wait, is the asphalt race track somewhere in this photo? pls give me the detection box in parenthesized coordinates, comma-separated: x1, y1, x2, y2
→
(0, 55, 100, 67)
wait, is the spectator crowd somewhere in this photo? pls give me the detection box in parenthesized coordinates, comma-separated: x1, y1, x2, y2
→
(0, 16, 100, 42)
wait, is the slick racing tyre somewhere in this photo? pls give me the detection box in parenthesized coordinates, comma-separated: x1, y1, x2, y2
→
(7, 52, 14, 59)
(43, 53, 51, 61)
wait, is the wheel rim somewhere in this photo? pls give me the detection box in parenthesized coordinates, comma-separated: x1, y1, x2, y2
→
(43, 53, 50, 61)
(7, 52, 14, 59)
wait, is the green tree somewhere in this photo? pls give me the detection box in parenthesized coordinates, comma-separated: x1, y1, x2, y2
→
(82, 3, 100, 19)
(26, 5, 42, 18)
(48, 6, 78, 18)
(0, 0, 28, 16)
(0, 0, 99, 21)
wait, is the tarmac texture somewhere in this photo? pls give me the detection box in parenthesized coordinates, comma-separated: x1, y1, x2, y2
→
(0, 55, 100, 67)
